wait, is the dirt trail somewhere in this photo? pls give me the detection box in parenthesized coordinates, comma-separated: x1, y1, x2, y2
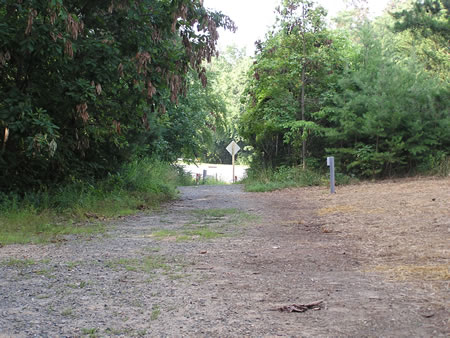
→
(0, 180, 449, 337)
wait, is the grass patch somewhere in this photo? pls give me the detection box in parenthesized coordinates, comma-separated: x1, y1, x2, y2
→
(81, 328, 99, 337)
(192, 208, 237, 219)
(198, 177, 229, 186)
(0, 258, 36, 267)
(66, 261, 84, 269)
(243, 165, 355, 192)
(105, 258, 140, 272)
(33, 267, 55, 278)
(0, 209, 105, 245)
(151, 230, 179, 240)
(191, 208, 259, 226)
(150, 305, 160, 321)
(151, 227, 224, 241)
(151, 208, 258, 241)
(183, 228, 224, 239)
(0, 158, 189, 245)
(142, 256, 169, 272)
(105, 255, 170, 273)
(62, 308, 74, 317)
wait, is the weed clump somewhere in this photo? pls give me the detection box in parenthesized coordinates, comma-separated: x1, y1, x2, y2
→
(0, 158, 190, 245)
(242, 165, 356, 192)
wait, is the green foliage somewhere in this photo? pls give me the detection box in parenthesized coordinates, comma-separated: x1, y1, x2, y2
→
(1, 258, 36, 267)
(243, 164, 356, 192)
(0, 158, 187, 245)
(392, 0, 449, 41)
(243, 165, 325, 192)
(240, 0, 349, 168)
(0, 0, 235, 192)
(240, 0, 449, 179)
(176, 46, 252, 164)
(389, 0, 449, 79)
(322, 23, 449, 177)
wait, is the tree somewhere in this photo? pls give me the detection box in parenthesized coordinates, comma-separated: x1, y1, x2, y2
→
(321, 24, 449, 177)
(390, 0, 450, 77)
(240, 0, 347, 168)
(0, 0, 235, 192)
(239, 0, 449, 177)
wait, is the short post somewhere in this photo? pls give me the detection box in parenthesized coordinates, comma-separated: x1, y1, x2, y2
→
(203, 169, 207, 183)
(232, 143, 235, 183)
(327, 156, 336, 194)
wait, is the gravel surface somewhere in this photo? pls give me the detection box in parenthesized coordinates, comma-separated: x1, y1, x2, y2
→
(0, 181, 448, 337)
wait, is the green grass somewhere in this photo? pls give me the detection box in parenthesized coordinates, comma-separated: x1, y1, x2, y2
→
(105, 255, 170, 273)
(191, 208, 259, 225)
(150, 305, 161, 321)
(105, 258, 140, 272)
(0, 158, 188, 245)
(33, 267, 55, 278)
(183, 227, 224, 239)
(242, 165, 356, 192)
(0, 208, 106, 245)
(151, 229, 179, 239)
(81, 328, 99, 337)
(62, 308, 74, 317)
(66, 261, 84, 269)
(142, 256, 169, 272)
(198, 177, 229, 185)
(0, 258, 36, 267)
(191, 208, 238, 219)
(151, 208, 258, 242)
(151, 227, 224, 241)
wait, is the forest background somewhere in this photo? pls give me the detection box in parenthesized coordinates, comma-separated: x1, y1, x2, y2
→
(0, 0, 448, 242)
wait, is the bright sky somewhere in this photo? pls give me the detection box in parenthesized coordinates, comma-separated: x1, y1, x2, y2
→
(203, 0, 391, 55)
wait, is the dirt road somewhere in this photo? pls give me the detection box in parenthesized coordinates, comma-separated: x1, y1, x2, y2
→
(0, 178, 448, 336)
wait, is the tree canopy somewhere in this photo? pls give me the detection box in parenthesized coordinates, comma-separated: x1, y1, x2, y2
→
(0, 0, 235, 192)
(239, 0, 449, 177)
(1, 0, 449, 194)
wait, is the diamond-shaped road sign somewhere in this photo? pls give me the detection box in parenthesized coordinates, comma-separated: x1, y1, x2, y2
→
(226, 141, 240, 156)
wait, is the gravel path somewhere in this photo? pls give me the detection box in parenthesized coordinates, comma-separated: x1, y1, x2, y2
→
(0, 183, 448, 337)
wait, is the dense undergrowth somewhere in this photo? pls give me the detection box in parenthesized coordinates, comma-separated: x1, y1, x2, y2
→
(0, 159, 193, 245)
(241, 159, 449, 193)
(242, 165, 356, 192)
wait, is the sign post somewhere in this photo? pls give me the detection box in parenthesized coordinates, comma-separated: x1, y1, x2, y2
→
(327, 156, 336, 194)
(226, 141, 241, 183)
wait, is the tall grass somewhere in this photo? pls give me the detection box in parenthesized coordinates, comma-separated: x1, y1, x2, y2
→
(0, 158, 190, 245)
(243, 165, 355, 192)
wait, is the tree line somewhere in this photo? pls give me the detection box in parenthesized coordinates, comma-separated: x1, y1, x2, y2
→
(0, 0, 234, 193)
(1, 0, 449, 197)
(239, 0, 449, 177)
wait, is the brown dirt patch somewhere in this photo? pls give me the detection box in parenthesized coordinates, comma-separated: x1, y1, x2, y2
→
(313, 177, 449, 283)
(0, 177, 448, 336)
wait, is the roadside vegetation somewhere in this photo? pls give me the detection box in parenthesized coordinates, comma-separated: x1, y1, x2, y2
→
(1, 0, 448, 243)
(0, 159, 192, 245)
(239, 0, 449, 183)
(242, 166, 357, 192)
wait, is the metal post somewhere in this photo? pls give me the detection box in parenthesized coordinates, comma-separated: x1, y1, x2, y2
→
(327, 156, 335, 194)
(232, 143, 235, 183)
(203, 169, 207, 183)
